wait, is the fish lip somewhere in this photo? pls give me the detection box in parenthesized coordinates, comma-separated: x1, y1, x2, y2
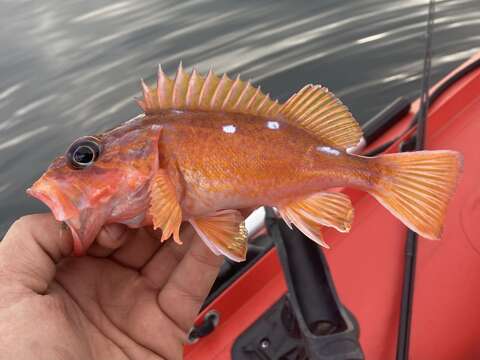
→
(27, 185, 79, 221)
(27, 185, 87, 254)
(64, 218, 88, 256)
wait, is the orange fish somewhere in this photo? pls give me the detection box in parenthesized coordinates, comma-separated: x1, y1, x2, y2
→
(27, 64, 463, 261)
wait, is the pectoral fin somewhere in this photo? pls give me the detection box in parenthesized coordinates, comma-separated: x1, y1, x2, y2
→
(149, 169, 182, 244)
(278, 191, 354, 248)
(190, 210, 248, 262)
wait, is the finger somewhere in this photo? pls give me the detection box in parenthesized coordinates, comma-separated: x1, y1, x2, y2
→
(157, 235, 223, 332)
(87, 223, 129, 257)
(140, 224, 196, 288)
(111, 227, 162, 269)
(0, 213, 73, 293)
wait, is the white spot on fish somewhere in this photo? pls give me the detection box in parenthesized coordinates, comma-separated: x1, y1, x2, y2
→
(223, 124, 236, 134)
(316, 145, 340, 156)
(266, 121, 280, 130)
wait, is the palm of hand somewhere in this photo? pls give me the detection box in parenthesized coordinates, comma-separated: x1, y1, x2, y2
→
(0, 215, 222, 360)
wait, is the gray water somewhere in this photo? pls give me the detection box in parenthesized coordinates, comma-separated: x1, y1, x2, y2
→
(1, 0, 479, 236)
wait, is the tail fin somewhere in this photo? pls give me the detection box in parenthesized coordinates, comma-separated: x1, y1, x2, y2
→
(370, 150, 462, 239)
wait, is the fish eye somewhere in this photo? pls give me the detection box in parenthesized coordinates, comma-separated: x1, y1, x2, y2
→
(66, 136, 102, 169)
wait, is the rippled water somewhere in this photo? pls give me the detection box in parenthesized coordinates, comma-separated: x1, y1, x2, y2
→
(0, 0, 479, 235)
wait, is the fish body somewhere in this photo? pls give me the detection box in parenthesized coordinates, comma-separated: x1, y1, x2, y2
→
(28, 64, 463, 261)
(150, 110, 369, 216)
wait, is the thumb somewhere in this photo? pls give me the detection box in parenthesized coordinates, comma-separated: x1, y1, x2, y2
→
(0, 213, 73, 294)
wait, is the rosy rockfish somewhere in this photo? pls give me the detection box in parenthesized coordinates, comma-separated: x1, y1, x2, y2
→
(27, 64, 463, 261)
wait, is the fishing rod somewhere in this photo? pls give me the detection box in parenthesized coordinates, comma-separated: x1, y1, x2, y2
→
(396, 0, 435, 359)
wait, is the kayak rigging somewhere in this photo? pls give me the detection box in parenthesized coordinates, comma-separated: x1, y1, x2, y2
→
(397, 0, 435, 359)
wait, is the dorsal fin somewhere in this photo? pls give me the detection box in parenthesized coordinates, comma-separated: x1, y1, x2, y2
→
(278, 84, 362, 149)
(137, 64, 362, 149)
(137, 63, 281, 118)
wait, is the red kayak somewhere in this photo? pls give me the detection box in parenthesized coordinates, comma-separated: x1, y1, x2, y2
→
(185, 52, 480, 360)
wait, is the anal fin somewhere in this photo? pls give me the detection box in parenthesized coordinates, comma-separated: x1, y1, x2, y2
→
(149, 169, 182, 244)
(278, 191, 354, 248)
(190, 210, 248, 262)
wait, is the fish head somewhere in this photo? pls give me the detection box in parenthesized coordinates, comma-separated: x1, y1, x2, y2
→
(27, 122, 162, 255)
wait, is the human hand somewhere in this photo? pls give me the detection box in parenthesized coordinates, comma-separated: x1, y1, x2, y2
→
(0, 213, 223, 360)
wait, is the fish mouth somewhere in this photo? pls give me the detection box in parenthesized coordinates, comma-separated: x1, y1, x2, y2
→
(63, 211, 105, 255)
(27, 183, 79, 221)
(27, 183, 103, 255)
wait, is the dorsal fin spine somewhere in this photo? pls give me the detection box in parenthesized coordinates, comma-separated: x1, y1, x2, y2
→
(233, 81, 252, 111)
(253, 88, 267, 113)
(201, 69, 221, 110)
(136, 98, 146, 112)
(185, 69, 202, 107)
(210, 73, 224, 108)
(256, 93, 270, 114)
(141, 64, 283, 117)
(221, 75, 241, 110)
(157, 66, 173, 108)
(267, 99, 280, 117)
(141, 79, 155, 111)
(172, 62, 189, 108)
(246, 86, 261, 113)
(211, 73, 231, 109)
(198, 69, 213, 109)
